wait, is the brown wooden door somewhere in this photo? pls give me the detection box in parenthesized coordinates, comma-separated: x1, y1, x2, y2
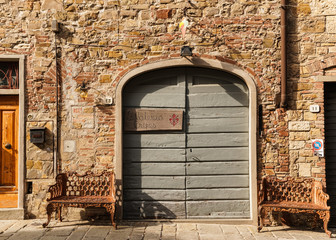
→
(0, 96, 18, 208)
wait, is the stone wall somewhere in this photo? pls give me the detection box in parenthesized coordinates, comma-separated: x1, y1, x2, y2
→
(0, 0, 335, 218)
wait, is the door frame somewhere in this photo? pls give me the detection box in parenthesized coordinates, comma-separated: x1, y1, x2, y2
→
(0, 55, 25, 216)
(115, 58, 258, 224)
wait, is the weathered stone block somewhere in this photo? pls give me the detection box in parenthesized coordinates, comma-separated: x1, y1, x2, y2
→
(107, 51, 123, 59)
(71, 38, 84, 45)
(289, 141, 306, 150)
(304, 112, 317, 121)
(151, 45, 163, 52)
(298, 163, 311, 177)
(132, 4, 149, 10)
(28, 21, 42, 30)
(231, 3, 243, 15)
(263, 38, 274, 48)
(311, 0, 336, 16)
(301, 18, 325, 33)
(121, 10, 137, 17)
(41, 0, 63, 11)
(156, 9, 172, 19)
(66, 5, 76, 12)
(204, 7, 219, 16)
(101, 9, 118, 20)
(99, 74, 112, 83)
(126, 53, 143, 59)
(326, 16, 336, 34)
(140, 10, 151, 20)
(311, 128, 322, 138)
(288, 121, 310, 131)
(297, 4, 311, 17)
(289, 132, 309, 141)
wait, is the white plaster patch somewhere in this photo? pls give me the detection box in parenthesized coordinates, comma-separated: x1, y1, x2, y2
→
(63, 140, 76, 153)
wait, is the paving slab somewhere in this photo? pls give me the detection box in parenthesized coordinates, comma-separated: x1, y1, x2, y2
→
(105, 224, 133, 240)
(143, 223, 162, 240)
(220, 225, 244, 240)
(44, 225, 76, 236)
(0, 220, 31, 238)
(0, 221, 16, 234)
(67, 225, 90, 240)
(248, 225, 277, 240)
(83, 225, 111, 239)
(235, 225, 256, 240)
(176, 223, 198, 240)
(161, 223, 176, 240)
(128, 222, 146, 240)
(198, 224, 224, 240)
(265, 226, 294, 239)
(40, 236, 68, 240)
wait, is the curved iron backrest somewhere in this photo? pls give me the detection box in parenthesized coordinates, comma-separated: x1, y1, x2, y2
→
(65, 171, 115, 197)
(263, 176, 314, 203)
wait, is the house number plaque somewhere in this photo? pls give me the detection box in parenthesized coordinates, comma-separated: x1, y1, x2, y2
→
(124, 108, 183, 131)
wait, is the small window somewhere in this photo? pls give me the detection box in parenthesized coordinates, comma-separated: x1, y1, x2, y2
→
(0, 62, 19, 89)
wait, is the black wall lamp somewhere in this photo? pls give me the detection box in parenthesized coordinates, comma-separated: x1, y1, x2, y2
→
(181, 46, 193, 57)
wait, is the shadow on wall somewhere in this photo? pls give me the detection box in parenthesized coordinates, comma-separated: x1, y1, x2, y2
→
(287, 1, 300, 109)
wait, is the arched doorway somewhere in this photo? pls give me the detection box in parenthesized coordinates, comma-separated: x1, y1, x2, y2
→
(120, 66, 254, 220)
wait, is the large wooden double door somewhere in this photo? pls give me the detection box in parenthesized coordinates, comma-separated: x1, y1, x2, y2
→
(122, 67, 250, 219)
(0, 96, 18, 208)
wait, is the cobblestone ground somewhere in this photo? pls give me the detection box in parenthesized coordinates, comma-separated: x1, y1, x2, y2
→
(0, 220, 334, 240)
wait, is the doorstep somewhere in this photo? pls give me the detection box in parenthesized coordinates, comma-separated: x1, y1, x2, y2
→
(0, 208, 24, 220)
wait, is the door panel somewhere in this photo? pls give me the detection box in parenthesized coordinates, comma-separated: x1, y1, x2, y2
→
(0, 96, 19, 208)
(186, 70, 249, 218)
(123, 68, 186, 218)
(1, 111, 16, 186)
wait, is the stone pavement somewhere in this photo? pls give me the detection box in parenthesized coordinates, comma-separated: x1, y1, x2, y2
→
(0, 219, 334, 240)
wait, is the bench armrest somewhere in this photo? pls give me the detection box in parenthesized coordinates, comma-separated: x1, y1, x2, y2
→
(313, 181, 330, 208)
(47, 173, 67, 200)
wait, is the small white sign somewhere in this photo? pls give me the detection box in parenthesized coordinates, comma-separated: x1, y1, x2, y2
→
(64, 140, 76, 153)
(312, 139, 324, 157)
(309, 105, 320, 113)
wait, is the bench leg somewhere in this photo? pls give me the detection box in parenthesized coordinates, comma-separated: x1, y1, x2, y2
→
(105, 204, 117, 230)
(43, 203, 55, 228)
(258, 206, 264, 232)
(318, 210, 331, 238)
(58, 206, 63, 222)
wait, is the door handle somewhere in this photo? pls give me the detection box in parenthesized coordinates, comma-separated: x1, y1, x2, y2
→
(4, 143, 11, 149)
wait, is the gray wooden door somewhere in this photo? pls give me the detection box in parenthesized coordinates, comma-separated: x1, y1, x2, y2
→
(123, 67, 249, 219)
(325, 82, 336, 226)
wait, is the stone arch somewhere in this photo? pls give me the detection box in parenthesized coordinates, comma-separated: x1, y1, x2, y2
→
(114, 57, 258, 224)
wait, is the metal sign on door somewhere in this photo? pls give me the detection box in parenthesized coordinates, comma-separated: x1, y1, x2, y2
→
(124, 108, 184, 131)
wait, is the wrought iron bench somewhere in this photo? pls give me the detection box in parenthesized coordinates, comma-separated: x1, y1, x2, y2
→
(42, 171, 116, 229)
(258, 176, 331, 237)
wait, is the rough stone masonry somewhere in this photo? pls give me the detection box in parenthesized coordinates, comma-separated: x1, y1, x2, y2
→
(1, 0, 336, 220)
